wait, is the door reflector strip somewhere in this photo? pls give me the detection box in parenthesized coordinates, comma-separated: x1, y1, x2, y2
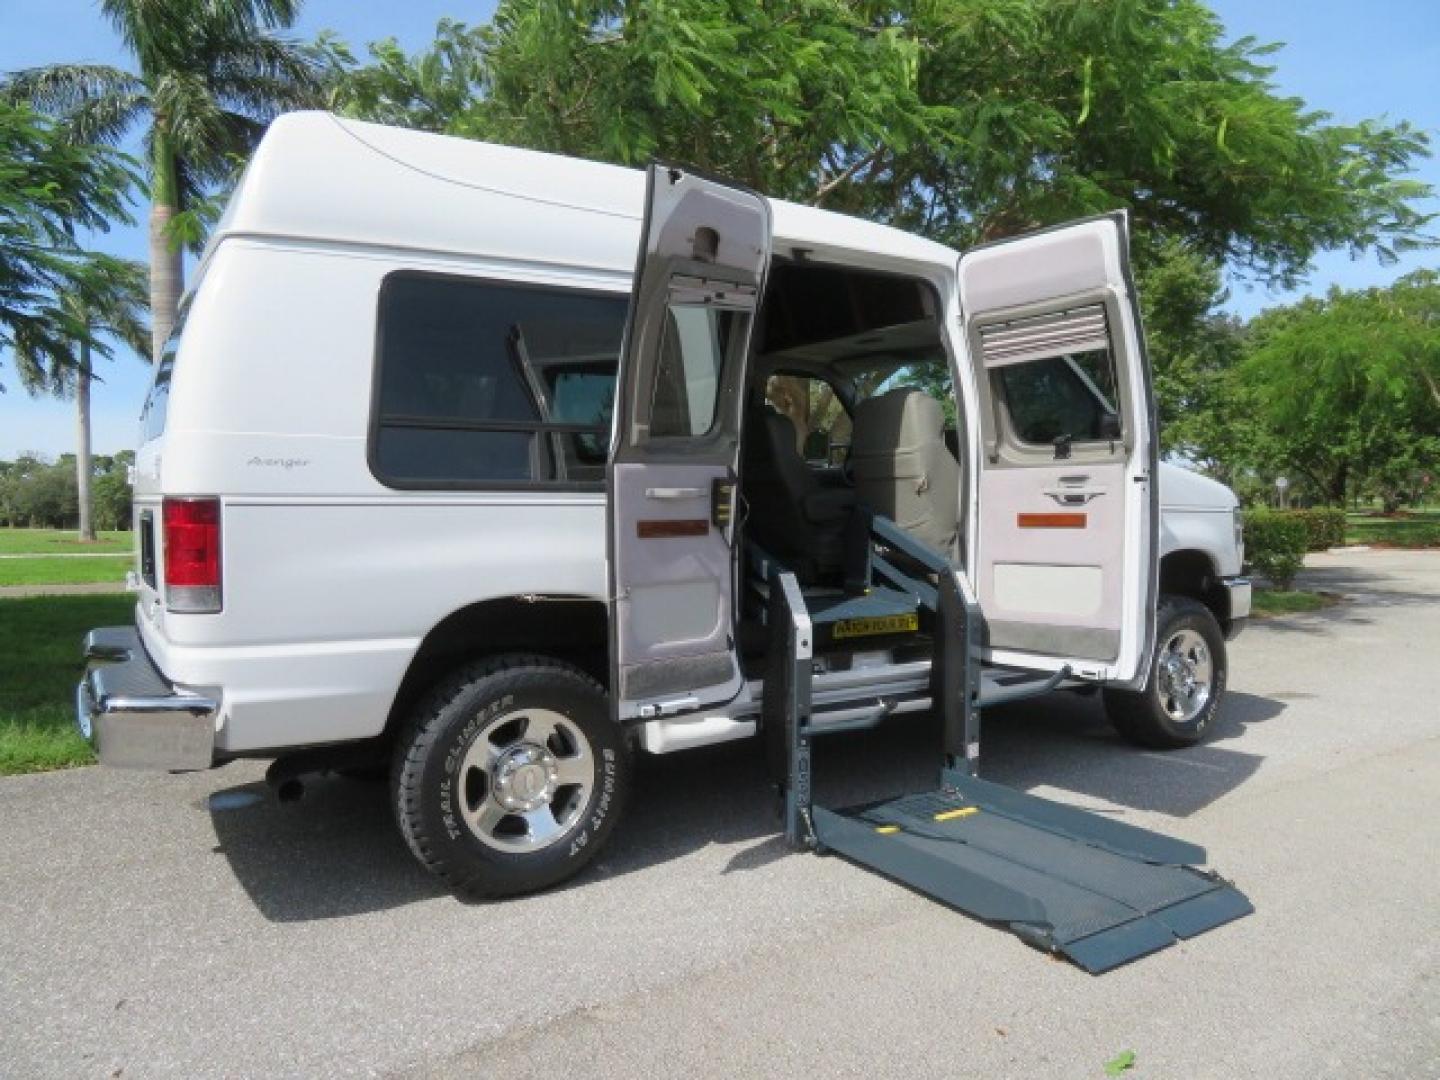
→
(637, 519, 709, 538)
(1018, 512, 1087, 529)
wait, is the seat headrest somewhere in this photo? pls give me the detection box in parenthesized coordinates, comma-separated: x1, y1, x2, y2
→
(744, 402, 800, 460)
(763, 409, 797, 441)
(851, 389, 944, 454)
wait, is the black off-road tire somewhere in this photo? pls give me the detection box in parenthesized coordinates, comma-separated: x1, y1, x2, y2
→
(391, 654, 631, 898)
(1103, 595, 1227, 749)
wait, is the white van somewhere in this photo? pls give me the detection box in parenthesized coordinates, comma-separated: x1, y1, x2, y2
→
(79, 113, 1249, 898)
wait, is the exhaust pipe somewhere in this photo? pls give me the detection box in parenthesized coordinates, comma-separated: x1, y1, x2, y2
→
(265, 756, 307, 802)
(265, 739, 388, 802)
(275, 777, 304, 803)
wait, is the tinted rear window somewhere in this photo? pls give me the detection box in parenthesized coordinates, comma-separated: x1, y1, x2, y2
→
(370, 273, 628, 488)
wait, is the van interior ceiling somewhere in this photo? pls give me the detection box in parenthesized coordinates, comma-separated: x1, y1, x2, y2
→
(739, 258, 962, 604)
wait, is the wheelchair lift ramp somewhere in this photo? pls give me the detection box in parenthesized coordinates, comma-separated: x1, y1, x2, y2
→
(812, 772, 1252, 973)
(760, 516, 1252, 973)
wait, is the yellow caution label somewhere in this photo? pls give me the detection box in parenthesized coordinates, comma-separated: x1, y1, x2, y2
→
(875, 824, 901, 834)
(832, 612, 919, 639)
(934, 806, 979, 822)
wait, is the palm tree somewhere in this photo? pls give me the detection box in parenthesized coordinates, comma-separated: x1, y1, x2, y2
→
(6, 0, 323, 361)
(12, 259, 148, 541)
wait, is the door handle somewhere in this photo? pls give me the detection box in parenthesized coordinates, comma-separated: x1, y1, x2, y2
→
(1044, 486, 1107, 505)
(645, 487, 705, 500)
(637, 696, 700, 719)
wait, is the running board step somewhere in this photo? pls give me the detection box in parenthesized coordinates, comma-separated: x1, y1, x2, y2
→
(812, 771, 1252, 973)
(978, 666, 1071, 709)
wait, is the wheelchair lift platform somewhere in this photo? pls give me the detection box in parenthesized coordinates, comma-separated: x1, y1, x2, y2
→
(761, 513, 1252, 974)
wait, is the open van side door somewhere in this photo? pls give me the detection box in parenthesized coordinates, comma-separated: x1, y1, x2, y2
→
(959, 212, 1158, 686)
(608, 165, 772, 722)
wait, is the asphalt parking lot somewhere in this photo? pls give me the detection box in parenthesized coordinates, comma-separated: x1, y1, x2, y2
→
(2, 549, 1437, 1079)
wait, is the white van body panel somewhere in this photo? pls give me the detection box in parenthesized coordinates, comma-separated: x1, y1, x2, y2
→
(135, 114, 964, 753)
(1159, 463, 1242, 578)
(130, 112, 1240, 757)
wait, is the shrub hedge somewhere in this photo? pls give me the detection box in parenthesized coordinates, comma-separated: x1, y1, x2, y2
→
(1243, 510, 1308, 590)
(1285, 508, 1347, 551)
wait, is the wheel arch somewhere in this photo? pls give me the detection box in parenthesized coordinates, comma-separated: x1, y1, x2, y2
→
(383, 595, 610, 740)
(1159, 548, 1233, 631)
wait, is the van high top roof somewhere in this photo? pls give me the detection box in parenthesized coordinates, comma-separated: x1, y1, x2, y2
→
(206, 112, 958, 280)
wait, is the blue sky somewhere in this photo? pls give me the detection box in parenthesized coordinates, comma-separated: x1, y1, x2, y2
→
(2, 0, 1436, 458)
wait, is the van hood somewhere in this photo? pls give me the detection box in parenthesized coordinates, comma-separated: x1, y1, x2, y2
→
(1159, 462, 1237, 512)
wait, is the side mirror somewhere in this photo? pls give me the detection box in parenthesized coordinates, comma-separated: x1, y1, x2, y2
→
(1099, 411, 1122, 440)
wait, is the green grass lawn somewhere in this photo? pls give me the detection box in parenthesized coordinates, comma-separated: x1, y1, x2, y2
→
(1345, 509, 1440, 548)
(0, 594, 135, 774)
(0, 528, 132, 554)
(0, 555, 132, 587)
(1251, 589, 1337, 617)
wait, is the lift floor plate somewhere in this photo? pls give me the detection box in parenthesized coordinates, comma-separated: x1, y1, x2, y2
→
(812, 772, 1252, 973)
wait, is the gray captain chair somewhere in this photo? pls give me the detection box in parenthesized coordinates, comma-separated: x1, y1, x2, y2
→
(850, 388, 961, 557)
(743, 403, 854, 582)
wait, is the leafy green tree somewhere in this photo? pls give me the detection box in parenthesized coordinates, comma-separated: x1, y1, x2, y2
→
(328, 0, 1433, 289)
(895, 0, 1432, 282)
(326, 1, 939, 207)
(1368, 270, 1440, 412)
(10, 259, 147, 540)
(320, 21, 487, 133)
(1136, 241, 1252, 480)
(1241, 280, 1440, 507)
(6, 0, 325, 361)
(93, 454, 135, 531)
(0, 454, 78, 529)
(1, 102, 140, 388)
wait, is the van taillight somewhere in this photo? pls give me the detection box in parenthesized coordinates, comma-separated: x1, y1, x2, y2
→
(163, 497, 222, 613)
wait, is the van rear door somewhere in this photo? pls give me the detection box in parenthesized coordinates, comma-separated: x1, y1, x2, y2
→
(607, 165, 772, 722)
(959, 213, 1157, 685)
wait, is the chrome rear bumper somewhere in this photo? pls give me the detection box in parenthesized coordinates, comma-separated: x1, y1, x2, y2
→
(76, 626, 216, 770)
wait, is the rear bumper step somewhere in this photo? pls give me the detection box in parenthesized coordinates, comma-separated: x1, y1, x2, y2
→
(77, 626, 217, 771)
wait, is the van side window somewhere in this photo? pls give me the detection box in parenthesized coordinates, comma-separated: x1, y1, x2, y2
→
(140, 300, 189, 442)
(371, 273, 628, 488)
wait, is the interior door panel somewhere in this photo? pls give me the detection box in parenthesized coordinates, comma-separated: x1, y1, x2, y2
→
(958, 214, 1157, 683)
(607, 165, 772, 721)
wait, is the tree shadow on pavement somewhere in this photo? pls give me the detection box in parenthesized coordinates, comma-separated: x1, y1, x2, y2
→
(209, 687, 1283, 922)
(1250, 564, 1433, 636)
(1298, 562, 1435, 607)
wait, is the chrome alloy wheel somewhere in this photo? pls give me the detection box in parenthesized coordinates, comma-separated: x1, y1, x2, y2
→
(1155, 627, 1214, 723)
(456, 708, 595, 852)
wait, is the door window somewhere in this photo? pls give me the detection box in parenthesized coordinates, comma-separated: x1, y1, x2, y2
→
(649, 304, 747, 438)
(978, 303, 1124, 456)
(997, 349, 1120, 445)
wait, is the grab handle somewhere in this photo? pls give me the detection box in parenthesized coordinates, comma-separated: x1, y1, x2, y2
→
(645, 487, 705, 500)
(1044, 486, 1107, 505)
